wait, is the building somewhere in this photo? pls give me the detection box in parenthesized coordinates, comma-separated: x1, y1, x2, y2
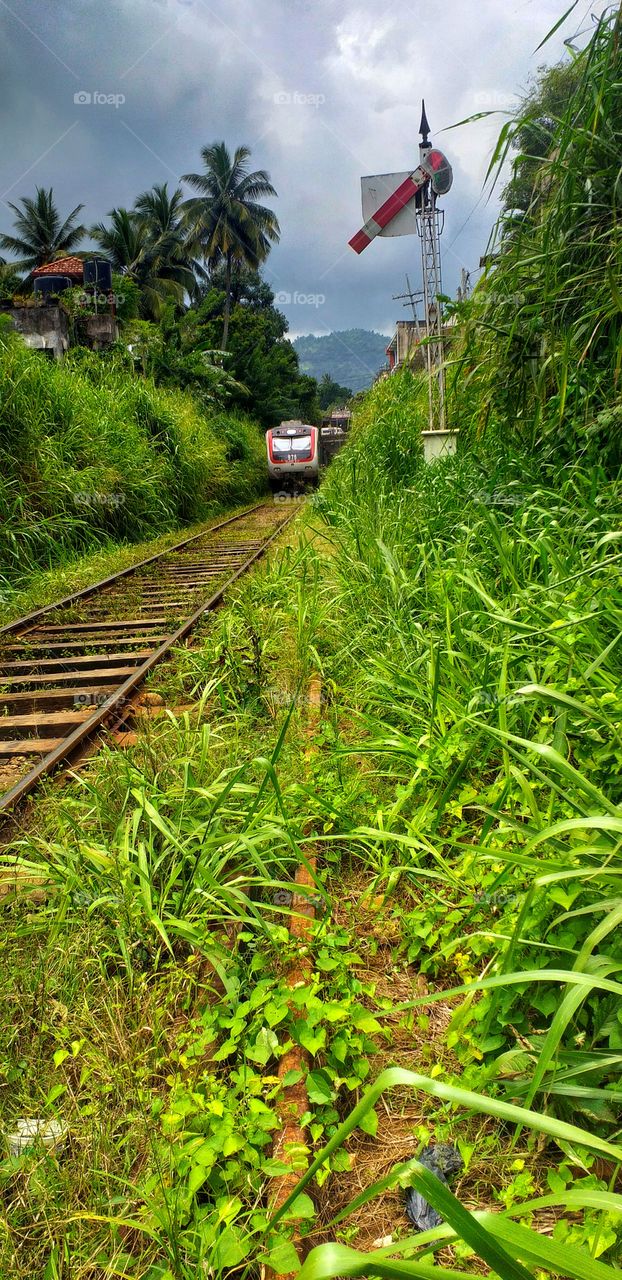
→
(31, 256, 85, 286)
(386, 316, 457, 373)
(386, 321, 426, 372)
(4, 257, 119, 358)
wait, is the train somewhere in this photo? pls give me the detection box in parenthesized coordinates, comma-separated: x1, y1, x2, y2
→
(319, 407, 352, 465)
(266, 421, 320, 489)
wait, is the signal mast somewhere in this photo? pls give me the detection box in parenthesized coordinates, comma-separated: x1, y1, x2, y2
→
(349, 101, 453, 436)
(416, 101, 448, 433)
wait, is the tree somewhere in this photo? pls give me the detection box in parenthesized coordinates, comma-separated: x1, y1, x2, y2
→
(191, 300, 319, 425)
(317, 373, 353, 410)
(123, 308, 245, 409)
(133, 183, 202, 299)
(166, 270, 319, 426)
(0, 260, 23, 302)
(134, 183, 187, 239)
(90, 203, 193, 320)
(181, 143, 280, 350)
(207, 262, 275, 311)
(501, 59, 582, 222)
(91, 207, 145, 274)
(0, 187, 86, 270)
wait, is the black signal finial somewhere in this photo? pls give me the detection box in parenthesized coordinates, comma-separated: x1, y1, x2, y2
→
(420, 98, 431, 145)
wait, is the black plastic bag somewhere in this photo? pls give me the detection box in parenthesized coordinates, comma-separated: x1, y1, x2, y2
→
(404, 1143, 464, 1231)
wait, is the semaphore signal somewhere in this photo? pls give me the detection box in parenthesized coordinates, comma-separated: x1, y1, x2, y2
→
(349, 101, 453, 434)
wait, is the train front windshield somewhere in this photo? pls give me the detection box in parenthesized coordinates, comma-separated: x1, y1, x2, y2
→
(272, 434, 312, 454)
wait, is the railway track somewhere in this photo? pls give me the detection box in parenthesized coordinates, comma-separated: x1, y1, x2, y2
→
(0, 502, 293, 814)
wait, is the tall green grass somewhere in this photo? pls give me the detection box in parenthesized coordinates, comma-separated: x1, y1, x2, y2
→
(302, 365, 622, 1272)
(5, 697, 303, 976)
(296, 15, 622, 1265)
(0, 329, 266, 588)
(2, 9, 621, 1274)
(448, 5, 622, 464)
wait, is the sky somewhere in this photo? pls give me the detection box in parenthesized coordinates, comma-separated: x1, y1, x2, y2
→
(0, 0, 610, 340)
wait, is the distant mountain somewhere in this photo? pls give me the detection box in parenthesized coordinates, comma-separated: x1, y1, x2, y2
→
(293, 329, 390, 394)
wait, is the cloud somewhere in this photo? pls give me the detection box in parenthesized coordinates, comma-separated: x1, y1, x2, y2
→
(0, 0, 610, 335)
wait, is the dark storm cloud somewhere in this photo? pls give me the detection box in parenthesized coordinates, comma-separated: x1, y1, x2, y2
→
(0, 0, 610, 336)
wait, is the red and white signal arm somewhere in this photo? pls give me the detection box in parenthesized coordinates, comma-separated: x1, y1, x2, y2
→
(360, 171, 419, 239)
(349, 148, 453, 254)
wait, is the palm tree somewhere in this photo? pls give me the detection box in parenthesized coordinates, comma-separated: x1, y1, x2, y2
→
(90, 207, 146, 274)
(181, 143, 280, 349)
(0, 187, 86, 270)
(134, 182, 186, 238)
(90, 206, 185, 320)
(133, 183, 201, 299)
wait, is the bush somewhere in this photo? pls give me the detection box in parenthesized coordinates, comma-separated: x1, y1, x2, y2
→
(0, 331, 267, 586)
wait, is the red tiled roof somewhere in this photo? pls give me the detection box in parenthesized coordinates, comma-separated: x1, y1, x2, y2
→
(32, 257, 84, 278)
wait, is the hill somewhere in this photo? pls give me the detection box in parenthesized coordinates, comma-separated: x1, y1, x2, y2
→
(292, 328, 390, 393)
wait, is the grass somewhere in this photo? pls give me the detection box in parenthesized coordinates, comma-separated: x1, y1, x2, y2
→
(2, 7, 622, 1275)
(0, 499, 264, 626)
(0, 326, 267, 591)
(285, 384, 622, 1272)
(0, 707, 304, 1275)
(445, 4, 622, 466)
(2, 460, 621, 1275)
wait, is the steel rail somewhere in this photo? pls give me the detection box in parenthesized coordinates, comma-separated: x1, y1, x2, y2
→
(0, 505, 295, 815)
(0, 502, 266, 639)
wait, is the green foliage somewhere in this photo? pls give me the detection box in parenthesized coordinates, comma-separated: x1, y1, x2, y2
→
(299, 281, 622, 1264)
(3, 18, 622, 1278)
(90, 190, 197, 321)
(0, 143, 282, 334)
(121, 310, 245, 411)
(281, 1069, 622, 1280)
(0, 333, 266, 585)
(181, 142, 281, 349)
(172, 287, 320, 426)
(3, 432, 622, 1273)
(0, 261, 24, 301)
(320, 430, 622, 1077)
(8, 727, 302, 972)
(450, 9, 622, 461)
(0, 148, 309, 431)
(0, 187, 86, 270)
(501, 57, 582, 218)
(112, 272, 141, 321)
(207, 262, 275, 309)
(316, 366, 426, 514)
(318, 373, 353, 411)
(59, 274, 141, 329)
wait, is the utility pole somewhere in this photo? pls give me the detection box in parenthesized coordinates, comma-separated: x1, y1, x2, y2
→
(392, 274, 424, 343)
(457, 267, 471, 303)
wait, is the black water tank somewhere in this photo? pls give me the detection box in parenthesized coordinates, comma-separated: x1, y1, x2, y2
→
(84, 259, 112, 290)
(34, 275, 73, 300)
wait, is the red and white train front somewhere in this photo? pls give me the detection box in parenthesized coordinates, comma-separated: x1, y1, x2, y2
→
(266, 421, 320, 487)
